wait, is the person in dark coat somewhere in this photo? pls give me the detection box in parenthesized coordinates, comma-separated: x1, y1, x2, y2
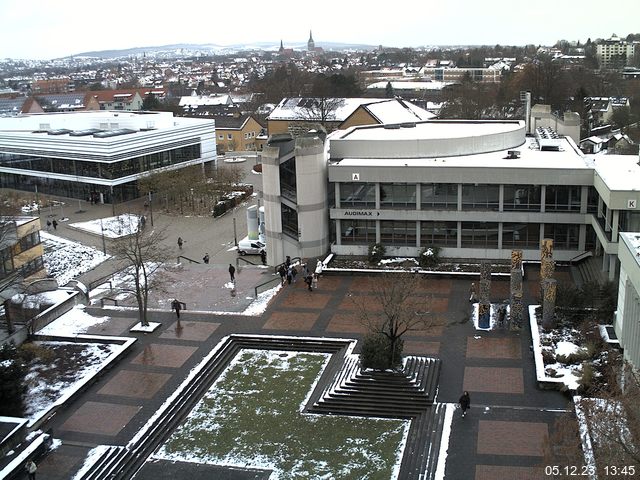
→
(202, 253, 210, 264)
(285, 255, 291, 268)
(25, 459, 37, 480)
(46, 220, 51, 230)
(229, 264, 236, 282)
(177, 237, 183, 249)
(171, 299, 181, 318)
(278, 265, 286, 285)
(260, 249, 267, 266)
(459, 391, 470, 417)
(304, 274, 313, 291)
(52, 219, 58, 230)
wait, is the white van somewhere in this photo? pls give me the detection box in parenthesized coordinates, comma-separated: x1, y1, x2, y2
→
(237, 237, 265, 256)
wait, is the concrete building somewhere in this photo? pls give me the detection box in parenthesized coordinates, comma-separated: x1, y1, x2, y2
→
(262, 119, 640, 280)
(596, 34, 637, 69)
(0, 111, 216, 203)
(0, 217, 45, 286)
(615, 233, 640, 370)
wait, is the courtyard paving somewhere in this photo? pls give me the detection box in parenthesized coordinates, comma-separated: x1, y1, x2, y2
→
(23, 264, 570, 480)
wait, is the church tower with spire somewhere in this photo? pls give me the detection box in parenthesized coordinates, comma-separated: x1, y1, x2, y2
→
(307, 30, 315, 51)
(279, 39, 284, 53)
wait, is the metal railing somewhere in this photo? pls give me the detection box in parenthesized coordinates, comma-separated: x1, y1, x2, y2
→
(254, 276, 283, 298)
(177, 255, 201, 264)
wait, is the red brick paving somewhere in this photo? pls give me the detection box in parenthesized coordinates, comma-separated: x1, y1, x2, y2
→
(159, 321, 220, 341)
(279, 290, 331, 309)
(466, 337, 522, 359)
(262, 311, 319, 331)
(477, 420, 548, 456)
(130, 343, 198, 368)
(60, 401, 141, 435)
(475, 465, 544, 480)
(325, 313, 370, 334)
(463, 367, 524, 394)
(97, 370, 172, 399)
(312, 275, 343, 290)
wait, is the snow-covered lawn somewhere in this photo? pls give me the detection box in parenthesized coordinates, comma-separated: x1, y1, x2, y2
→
(41, 232, 109, 286)
(69, 214, 141, 238)
(23, 340, 120, 421)
(155, 349, 408, 480)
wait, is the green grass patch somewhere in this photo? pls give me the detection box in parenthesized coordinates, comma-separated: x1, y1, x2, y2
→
(156, 349, 409, 479)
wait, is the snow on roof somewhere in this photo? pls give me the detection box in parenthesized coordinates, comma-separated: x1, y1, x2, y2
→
(363, 100, 435, 124)
(268, 97, 376, 122)
(179, 94, 232, 107)
(332, 136, 590, 171)
(591, 153, 640, 190)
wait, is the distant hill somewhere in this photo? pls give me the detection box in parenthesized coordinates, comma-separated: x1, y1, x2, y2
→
(70, 41, 377, 59)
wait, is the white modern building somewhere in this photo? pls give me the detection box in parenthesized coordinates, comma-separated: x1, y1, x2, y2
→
(0, 111, 216, 203)
(596, 34, 637, 69)
(262, 119, 640, 280)
(616, 233, 640, 369)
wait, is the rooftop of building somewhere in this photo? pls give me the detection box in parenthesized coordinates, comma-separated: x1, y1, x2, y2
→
(590, 153, 640, 191)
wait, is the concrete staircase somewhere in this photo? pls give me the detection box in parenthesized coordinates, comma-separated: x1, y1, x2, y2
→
(572, 256, 606, 287)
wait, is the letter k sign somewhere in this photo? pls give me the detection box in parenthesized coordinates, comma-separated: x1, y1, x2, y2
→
(628, 199, 637, 209)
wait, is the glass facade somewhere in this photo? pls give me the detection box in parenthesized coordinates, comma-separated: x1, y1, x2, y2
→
(503, 185, 541, 211)
(279, 158, 296, 202)
(281, 203, 298, 239)
(420, 221, 457, 247)
(461, 222, 499, 248)
(544, 223, 579, 249)
(0, 145, 200, 180)
(380, 220, 416, 245)
(339, 183, 375, 208)
(421, 183, 457, 209)
(502, 223, 540, 248)
(341, 220, 376, 244)
(461, 184, 500, 210)
(545, 185, 581, 212)
(380, 183, 416, 209)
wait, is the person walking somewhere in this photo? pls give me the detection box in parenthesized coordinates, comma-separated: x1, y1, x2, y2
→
(177, 237, 183, 249)
(304, 273, 313, 291)
(469, 283, 477, 302)
(286, 265, 293, 285)
(171, 299, 181, 318)
(278, 265, 286, 285)
(459, 391, 471, 417)
(25, 459, 37, 480)
(46, 220, 51, 231)
(52, 219, 58, 230)
(202, 253, 210, 264)
(229, 264, 236, 282)
(260, 249, 267, 266)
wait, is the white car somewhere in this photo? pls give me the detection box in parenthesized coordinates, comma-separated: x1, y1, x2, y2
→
(237, 238, 265, 256)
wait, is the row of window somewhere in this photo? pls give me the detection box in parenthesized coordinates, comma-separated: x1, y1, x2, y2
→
(217, 131, 257, 141)
(0, 145, 201, 180)
(337, 183, 598, 213)
(339, 220, 586, 250)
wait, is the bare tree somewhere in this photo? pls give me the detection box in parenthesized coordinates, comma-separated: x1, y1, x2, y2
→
(296, 97, 344, 134)
(110, 218, 171, 327)
(353, 273, 435, 369)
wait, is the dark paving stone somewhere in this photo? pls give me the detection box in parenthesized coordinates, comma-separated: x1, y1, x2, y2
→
(130, 343, 198, 368)
(159, 320, 220, 341)
(97, 370, 172, 398)
(59, 401, 141, 436)
(463, 367, 525, 394)
(466, 337, 522, 359)
(477, 420, 548, 456)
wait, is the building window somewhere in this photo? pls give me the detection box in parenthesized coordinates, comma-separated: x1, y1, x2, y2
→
(461, 184, 499, 210)
(545, 185, 581, 211)
(502, 223, 540, 248)
(587, 186, 598, 214)
(503, 185, 541, 211)
(544, 223, 579, 249)
(420, 221, 457, 247)
(19, 231, 40, 251)
(227, 134, 233, 140)
(341, 220, 376, 244)
(380, 183, 416, 209)
(218, 134, 223, 140)
(380, 220, 416, 245)
(461, 222, 499, 248)
(281, 204, 298, 239)
(421, 183, 458, 209)
(339, 183, 375, 208)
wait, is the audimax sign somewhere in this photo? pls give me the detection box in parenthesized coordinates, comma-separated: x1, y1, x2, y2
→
(343, 210, 380, 217)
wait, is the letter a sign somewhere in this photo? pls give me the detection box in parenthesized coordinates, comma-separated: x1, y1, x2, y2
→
(352, 173, 360, 181)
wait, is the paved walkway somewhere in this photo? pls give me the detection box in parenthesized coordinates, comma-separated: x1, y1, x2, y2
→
(23, 265, 570, 480)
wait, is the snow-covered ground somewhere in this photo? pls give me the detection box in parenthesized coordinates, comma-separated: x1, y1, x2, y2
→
(69, 214, 141, 238)
(42, 231, 109, 286)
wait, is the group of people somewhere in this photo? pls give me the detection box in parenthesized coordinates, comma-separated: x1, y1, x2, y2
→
(45, 219, 58, 230)
(277, 256, 323, 291)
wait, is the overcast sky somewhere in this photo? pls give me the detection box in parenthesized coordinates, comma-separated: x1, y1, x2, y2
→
(2, 0, 639, 60)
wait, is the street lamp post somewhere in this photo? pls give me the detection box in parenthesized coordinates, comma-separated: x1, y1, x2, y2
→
(148, 191, 154, 226)
(100, 218, 107, 254)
